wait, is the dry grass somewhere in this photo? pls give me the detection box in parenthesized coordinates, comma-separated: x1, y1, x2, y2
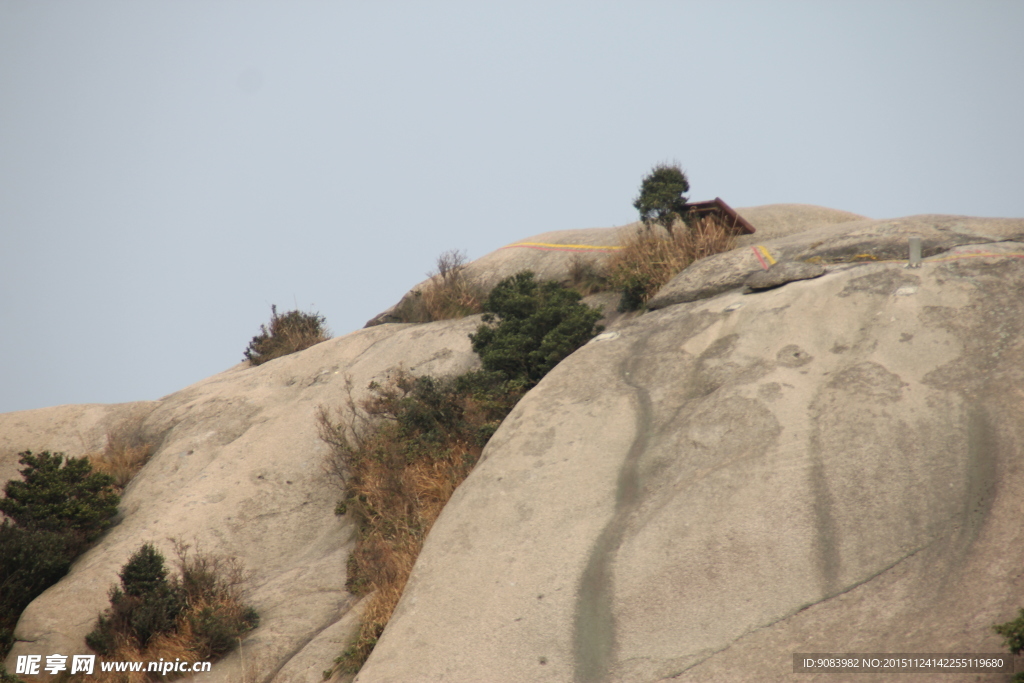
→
(607, 215, 737, 310)
(86, 416, 156, 489)
(392, 250, 485, 323)
(74, 629, 197, 683)
(420, 249, 485, 321)
(565, 254, 610, 296)
(317, 370, 522, 675)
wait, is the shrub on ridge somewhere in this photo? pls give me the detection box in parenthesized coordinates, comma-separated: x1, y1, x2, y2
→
(244, 305, 330, 366)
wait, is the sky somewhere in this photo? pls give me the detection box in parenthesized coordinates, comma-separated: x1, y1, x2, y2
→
(1, 1, 1022, 414)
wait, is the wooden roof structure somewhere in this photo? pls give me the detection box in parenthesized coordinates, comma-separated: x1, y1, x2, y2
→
(685, 197, 756, 235)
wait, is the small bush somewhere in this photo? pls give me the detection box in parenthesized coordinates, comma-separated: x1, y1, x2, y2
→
(86, 544, 184, 655)
(244, 305, 330, 366)
(469, 271, 604, 387)
(607, 214, 737, 311)
(85, 541, 258, 681)
(0, 451, 119, 544)
(633, 162, 690, 235)
(174, 541, 258, 660)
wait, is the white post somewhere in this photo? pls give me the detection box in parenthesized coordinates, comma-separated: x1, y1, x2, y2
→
(908, 237, 922, 268)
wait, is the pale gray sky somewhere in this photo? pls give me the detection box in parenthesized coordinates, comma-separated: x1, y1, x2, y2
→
(2, 1, 1022, 414)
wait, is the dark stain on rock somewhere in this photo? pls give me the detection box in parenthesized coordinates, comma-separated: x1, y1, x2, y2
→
(957, 408, 998, 553)
(572, 340, 653, 683)
(836, 270, 921, 299)
(806, 396, 842, 597)
(827, 362, 907, 403)
(700, 333, 740, 360)
(899, 333, 914, 343)
(776, 345, 813, 368)
(685, 334, 773, 399)
(521, 427, 556, 457)
(758, 382, 782, 401)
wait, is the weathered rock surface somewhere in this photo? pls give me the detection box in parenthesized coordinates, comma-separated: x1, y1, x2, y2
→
(744, 260, 826, 290)
(4, 205, 1024, 683)
(648, 213, 1024, 308)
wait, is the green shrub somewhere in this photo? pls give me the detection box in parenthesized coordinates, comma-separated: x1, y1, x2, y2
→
(0, 451, 120, 660)
(86, 541, 258, 674)
(616, 272, 653, 312)
(86, 544, 184, 654)
(633, 162, 690, 235)
(244, 304, 330, 366)
(0, 521, 77, 658)
(469, 271, 604, 387)
(993, 608, 1024, 682)
(119, 543, 171, 597)
(0, 451, 119, 543)
(186, 602, 259, 660)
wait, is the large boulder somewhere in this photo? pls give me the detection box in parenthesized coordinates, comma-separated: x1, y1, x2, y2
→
(355, 237, 1024, 681)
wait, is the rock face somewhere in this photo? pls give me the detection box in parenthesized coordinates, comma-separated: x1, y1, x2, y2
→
(5, 205, 1024, 683)
(744, 260, 826, 290)
(648, 213, 1024, 309)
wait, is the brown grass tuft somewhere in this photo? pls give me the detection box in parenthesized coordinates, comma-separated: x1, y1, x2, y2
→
(565, 253, 610, 296)
(607, 215, 737, 310)
(87, 415, 156, 489)
(391, 250, 485, 323)
(420, 249, 485, 321)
